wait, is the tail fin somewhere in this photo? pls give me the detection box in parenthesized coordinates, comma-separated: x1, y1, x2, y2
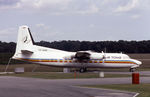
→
(13, 25, 35, 58)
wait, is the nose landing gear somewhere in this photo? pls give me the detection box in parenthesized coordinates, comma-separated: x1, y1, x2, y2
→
(130, 68, 136, 72)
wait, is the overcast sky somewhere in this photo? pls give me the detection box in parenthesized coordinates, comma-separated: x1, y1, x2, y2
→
(0, 0, 150, 42)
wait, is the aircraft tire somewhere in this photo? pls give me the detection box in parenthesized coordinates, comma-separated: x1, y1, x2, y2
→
(80, 68, 87, 73)
(130, 68, 136, 72)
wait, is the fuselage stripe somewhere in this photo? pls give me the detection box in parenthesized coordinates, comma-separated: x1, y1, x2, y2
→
(17, 58, 136, 64)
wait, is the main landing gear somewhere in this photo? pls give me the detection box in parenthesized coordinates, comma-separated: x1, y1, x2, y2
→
(79, 68, 87, 73)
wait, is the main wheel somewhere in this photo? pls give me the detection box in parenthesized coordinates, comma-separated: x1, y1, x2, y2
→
(80, 68, 87, 73)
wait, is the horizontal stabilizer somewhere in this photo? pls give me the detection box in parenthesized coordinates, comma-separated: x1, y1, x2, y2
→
(21, 50, 33, 54)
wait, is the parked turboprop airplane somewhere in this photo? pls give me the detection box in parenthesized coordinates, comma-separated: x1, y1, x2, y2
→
(12, 25, 142, 72)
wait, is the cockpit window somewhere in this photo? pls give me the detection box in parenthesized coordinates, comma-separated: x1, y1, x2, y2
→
(123, 55, 130, 59)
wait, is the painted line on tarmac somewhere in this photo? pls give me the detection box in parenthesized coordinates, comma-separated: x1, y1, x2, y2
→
(133, 93, 139, 97)
(71, 86, 136, 97)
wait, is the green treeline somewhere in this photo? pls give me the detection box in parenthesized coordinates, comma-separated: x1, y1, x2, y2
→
(0, 41, 16, 53)
(36, 40, 150, 53)
(1, 40, 150, 53)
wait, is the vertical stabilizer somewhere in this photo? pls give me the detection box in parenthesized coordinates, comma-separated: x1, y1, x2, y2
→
(13, 26, 34, 58)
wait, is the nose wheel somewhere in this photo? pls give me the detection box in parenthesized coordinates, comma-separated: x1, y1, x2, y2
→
(130, 68, 136, 72)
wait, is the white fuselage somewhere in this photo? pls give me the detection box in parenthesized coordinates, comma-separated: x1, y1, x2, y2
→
(13, 45, 141, 69)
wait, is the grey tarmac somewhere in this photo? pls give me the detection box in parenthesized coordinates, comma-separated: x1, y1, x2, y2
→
(1, 76, 150, 97)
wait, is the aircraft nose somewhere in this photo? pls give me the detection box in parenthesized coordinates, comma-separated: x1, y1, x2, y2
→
(135, 60, 142, 65)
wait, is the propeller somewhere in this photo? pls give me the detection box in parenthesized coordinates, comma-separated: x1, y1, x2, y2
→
(102, 51, 106, 63)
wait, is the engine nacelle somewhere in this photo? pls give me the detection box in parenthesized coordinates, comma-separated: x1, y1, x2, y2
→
(90, 53, 103, 60)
